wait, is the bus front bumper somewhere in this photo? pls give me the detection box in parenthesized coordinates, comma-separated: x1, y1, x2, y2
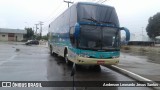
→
(75, 56, 119, 65)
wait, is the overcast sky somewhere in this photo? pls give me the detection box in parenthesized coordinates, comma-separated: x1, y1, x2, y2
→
(0, 0, 160, 36)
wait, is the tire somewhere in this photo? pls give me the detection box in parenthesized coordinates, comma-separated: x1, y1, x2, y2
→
(91, 65, 101, 72)
(75, 64, 82, 71)
(50, 46, 58, 56)
(50, 46, 54, 56)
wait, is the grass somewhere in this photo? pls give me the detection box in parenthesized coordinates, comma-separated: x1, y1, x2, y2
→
(139, 48, 148, 52)
(121, 46, 131, 50)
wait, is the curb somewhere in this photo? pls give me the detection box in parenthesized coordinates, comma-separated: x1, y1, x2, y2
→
(110, 65, 160, 90)
(121, 50, 160, 55)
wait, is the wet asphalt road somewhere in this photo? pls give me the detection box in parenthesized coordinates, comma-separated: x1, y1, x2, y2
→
(0, 43, 153, 90)
(119, 51, 160, 81)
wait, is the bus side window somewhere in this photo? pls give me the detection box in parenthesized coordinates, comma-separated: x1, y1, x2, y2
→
(69, 27, 76, 47)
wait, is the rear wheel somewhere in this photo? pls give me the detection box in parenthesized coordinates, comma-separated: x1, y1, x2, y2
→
(50, 46, 57, 56)
(50, 46, 53, 56)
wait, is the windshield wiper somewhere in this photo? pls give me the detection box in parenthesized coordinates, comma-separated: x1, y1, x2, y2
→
(100, 21, 115, 26)
(83, 18, 115, 26)
(83, 17, 99, 23)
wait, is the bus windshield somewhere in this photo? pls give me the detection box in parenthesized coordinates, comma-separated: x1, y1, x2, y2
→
(78, 25, 120, 51)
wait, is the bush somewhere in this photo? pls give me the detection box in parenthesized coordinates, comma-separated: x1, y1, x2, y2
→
(122, 46, 130, 50)
(139, 48, 147, 52)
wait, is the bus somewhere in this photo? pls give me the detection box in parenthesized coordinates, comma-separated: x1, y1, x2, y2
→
(48, 2, 130, 68)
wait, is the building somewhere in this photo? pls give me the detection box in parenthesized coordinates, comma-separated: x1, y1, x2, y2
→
(130, 33, 152, 41)
(0, 28, 27, 41)
(128, 33, 154, 46)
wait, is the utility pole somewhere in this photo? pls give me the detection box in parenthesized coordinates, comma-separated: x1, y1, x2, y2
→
(35, 24, 39, 35)
(64, 0, 74, 7)
(32, 27, 35, 34)
(142, 27, 144, 41)
(141, 27, 144, 46)
(39, 21, 43, 39)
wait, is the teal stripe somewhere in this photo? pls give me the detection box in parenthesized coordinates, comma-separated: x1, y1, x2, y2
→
(69, 48, 119, 59)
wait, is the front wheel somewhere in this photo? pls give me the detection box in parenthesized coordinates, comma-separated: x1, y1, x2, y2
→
(90, 65, 101, 72)
(50, 46, 53, 56)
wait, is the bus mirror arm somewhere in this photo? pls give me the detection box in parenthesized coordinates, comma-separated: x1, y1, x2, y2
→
(120, 27, 130, 44)
(74, 23, 80, 40)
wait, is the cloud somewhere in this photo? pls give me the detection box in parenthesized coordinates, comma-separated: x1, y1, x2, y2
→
(0, 0, 160, 35)
(0, 18, 8, 28)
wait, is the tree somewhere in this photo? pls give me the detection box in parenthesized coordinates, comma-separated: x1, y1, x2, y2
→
(146, 12, 160, 40)
(24, 28, 35, 40)
(41, 33, 49, 40)
(35, 35, 41, 40)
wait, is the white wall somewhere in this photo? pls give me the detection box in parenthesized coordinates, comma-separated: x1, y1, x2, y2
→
(14, 34, 24, 41)
(0, 33, 8, 41)
(0, 33, 24, 41)
(130, 33, 151, 41)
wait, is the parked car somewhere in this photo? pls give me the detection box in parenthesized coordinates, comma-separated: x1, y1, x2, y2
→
(25, 40, 39, 45)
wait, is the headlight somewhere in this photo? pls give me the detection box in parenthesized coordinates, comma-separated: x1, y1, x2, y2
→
(78, 54, 90, 58)
(112, 56, 119, 58)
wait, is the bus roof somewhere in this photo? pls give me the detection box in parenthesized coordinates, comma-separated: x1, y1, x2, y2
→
(49, 2, 119, 32)
(76, 2, 114, 8)
(76, 2, 119, 27)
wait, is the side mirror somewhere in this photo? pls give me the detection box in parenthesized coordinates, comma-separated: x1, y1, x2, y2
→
(74, 23, 80, 40)
(120, 27, 130, 43)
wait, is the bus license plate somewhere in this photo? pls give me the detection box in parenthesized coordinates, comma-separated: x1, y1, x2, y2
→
(97, 61, 105, 64)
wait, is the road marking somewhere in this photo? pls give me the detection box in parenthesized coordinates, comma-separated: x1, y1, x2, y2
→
(0, 54, 17, 66)
(112, 65, 151, 81)
(109, 65, 160, 90)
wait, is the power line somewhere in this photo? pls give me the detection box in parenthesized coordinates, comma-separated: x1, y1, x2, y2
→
(42, 1, 64, 23)
(34, 1, 64, 35)
(42, 4, 67, 28)
(96, 0, 107, 4)
(101, 0, 107, 3)
(96, 0, 102, 3)
(42, 1, 68, 27)
(32, 1, 68, 36)
(47, 5, 66, 22)
(42, 0, 73, 34)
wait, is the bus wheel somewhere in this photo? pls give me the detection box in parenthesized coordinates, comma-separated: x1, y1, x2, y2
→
(50, 46, 57, 56)
(64, 54, 68, 63)
(50, 46, 54, 56)
(92, 65, 101, 72)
